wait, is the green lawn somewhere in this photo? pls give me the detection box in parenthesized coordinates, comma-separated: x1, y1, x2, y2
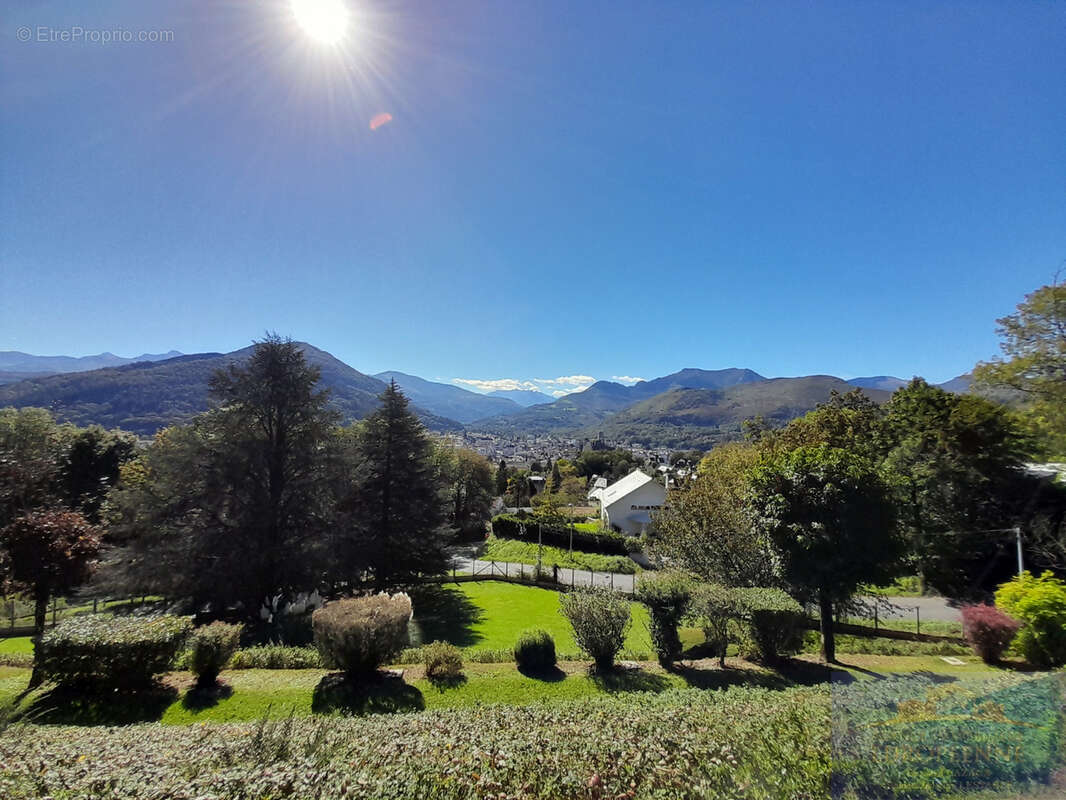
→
(0, 636, 32, 654)
(481, 538, 636, 574)
(410, 581, 653, 655)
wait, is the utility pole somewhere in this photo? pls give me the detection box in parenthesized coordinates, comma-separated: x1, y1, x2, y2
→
(1015, 526, 1024, 576)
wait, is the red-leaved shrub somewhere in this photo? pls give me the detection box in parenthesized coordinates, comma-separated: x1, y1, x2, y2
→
(960, 604, 1021, 663)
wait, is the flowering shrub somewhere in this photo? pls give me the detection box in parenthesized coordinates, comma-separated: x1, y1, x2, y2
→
(312, 593, 412, 677)
(995, 571, 1066, 668)
(187, 622, 243, 687)
(513, 629, 557, 672)
(0, 686, 830, 799)
(559, 587, 631, 671)
(635, 571, 693, 665)
(960, 604, 1020, 663)
(38, 614, 191, 688)
(421, 641, 463, 682)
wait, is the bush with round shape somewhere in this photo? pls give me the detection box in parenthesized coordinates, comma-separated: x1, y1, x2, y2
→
(422, 641, 463, 682)
(38, 614, 192, 689)
(995, 571, 1066, 668)
(312, 593, 412, 678)
(513, 629, 557, 673)
(960, 604, 1020, 664)
(635, 571, 693, 666)
(559, 586, 630, 672)
(188, 622, 243, 687)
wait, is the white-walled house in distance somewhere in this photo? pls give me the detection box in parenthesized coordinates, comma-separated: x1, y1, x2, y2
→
(598, 469, 667, 535)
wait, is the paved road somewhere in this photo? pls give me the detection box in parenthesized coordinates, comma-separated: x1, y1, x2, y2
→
(447, 549, 637, 593)
(447, 548, 965, 619)
(863, 595, 962, 623)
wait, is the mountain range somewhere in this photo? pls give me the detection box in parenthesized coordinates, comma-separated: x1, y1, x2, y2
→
(0, 346, 975, 447)
(0, 345, 460, 436)
(0, 350, 182, 378)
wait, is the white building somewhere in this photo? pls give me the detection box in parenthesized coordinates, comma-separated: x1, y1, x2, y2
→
(587, 476, 608, 502)
(599, 469, 667, 536)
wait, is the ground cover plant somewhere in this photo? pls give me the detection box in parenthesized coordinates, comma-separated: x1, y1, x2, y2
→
(832, 672, 1066, 799)
(481, 537, 637, 574)
(0, 685, 831, 799)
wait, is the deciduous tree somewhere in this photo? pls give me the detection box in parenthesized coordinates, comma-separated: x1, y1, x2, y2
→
(747, 445, 902, 663)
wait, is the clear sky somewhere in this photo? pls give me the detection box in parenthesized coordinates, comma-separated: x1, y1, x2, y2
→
(2, 0, 1064, 393)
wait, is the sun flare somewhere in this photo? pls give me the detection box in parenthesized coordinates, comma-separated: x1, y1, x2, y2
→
(290, 0, 350, 45)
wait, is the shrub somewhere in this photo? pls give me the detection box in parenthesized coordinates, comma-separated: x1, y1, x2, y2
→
(995, 571, 1066, 668)
(635, 571, 693, 666)
(422, 641, 463, 682)
(38, 614, 192, 689)
(513, 629, 557, 672)
(733, 587, 804, 664)
(491, 514, 629, 555)
(188, 622, 243, 687)
(559, 587, 631, 671)
(312, 593, 412, 678)
(960, 604, 1021, 663)
(229, 645, 322, 670)
(689, 584, 744, 667)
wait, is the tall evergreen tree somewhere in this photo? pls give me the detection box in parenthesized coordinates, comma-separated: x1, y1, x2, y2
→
(495, 459, 509, 496)
(340, 381, 449, 588)
(105, 336, 342, 619)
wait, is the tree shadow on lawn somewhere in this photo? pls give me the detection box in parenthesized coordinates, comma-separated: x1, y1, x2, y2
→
(517, 665, 566, 683)
(426, 673, 468, 691)
(20, 682, 178, 725)
(408, 585, 485, 649)
(181, 682, 234, 711)
(591, 666, 673, 694)
(312, 672, 424, 716)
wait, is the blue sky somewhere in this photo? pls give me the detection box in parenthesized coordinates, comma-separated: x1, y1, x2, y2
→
(2, 0, 1064, 393)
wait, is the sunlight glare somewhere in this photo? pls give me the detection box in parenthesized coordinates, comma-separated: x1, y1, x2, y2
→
(291, 0, 350, 45)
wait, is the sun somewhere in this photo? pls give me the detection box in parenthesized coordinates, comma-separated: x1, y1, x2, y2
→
(290, 0, 350, 45)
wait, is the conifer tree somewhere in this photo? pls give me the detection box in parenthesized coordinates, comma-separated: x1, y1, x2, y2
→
(495, 459, 509, 496)
(341, 381, 449, 588)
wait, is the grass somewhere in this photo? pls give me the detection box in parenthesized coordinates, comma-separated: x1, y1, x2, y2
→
(410, 581, 653, 655)
(0, 652, 1014, 727)
(571, 521, 604, 533)
(481, 537, 636, 574)
(0, 637, 32, 654)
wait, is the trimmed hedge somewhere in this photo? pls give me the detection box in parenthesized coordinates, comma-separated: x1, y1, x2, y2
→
(635, 572, 693, 666)
(689, 585, 803, 665)
(188, 622, 243, 687)
(38, 614, 192, 688)
(492, 514, 629, 555)
(312, 593, 412, 677)
(514, 629, 557, 672)
(422, 641, 463, 682)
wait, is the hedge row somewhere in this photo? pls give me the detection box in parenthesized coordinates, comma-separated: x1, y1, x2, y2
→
(491, 514, 630, 555)
(38, 614, 192, 688)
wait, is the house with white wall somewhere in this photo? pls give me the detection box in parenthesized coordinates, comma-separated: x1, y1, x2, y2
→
(599, 469, 666, 535)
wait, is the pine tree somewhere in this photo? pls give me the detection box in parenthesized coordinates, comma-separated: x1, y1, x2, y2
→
(341, 381, 449, 588)
(550, 460, 562, 493)
(495, 459, 509, 497)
